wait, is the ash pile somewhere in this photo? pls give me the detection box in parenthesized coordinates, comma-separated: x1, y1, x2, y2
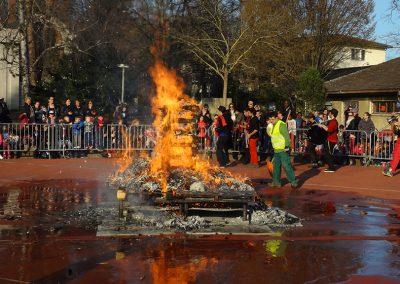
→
(109, 157, 255, 194)
(105, 158, 301, 235)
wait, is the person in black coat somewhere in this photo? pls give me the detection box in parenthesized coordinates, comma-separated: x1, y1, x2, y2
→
(73, 100, 84, 119)
(0, 98, 11, 123)
(215, 106, 233, 167)
(60, 99, 74, 121)
(23, 97, 35, 123)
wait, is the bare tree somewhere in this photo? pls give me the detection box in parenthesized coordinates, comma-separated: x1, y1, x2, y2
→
(171, 0, 287, 102)
(241, 0, 376, 103)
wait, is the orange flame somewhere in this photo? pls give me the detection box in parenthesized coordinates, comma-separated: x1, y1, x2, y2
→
(112, 52, 245, 191)
(149, 59, 206, 191)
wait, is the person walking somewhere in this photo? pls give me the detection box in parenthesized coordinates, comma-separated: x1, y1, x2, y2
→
(247, 109, 259, 167)
(383, 115, 400, 177)
(215, 106, 233, 168)
(317, 108, 339, 173)
(268, 112, 298, 188)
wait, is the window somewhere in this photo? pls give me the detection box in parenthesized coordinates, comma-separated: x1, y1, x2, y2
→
(372, 101, 396, 113)
(351, 49, 366, 61)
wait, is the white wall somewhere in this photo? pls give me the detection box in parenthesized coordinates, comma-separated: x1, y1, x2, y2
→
(0, 43, 20, 110)
(335, 48, 386, 69)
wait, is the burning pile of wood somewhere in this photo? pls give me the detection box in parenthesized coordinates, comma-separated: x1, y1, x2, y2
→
(109, 157, 254, 195)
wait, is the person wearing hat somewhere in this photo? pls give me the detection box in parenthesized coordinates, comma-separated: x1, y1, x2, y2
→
(267, 112, 298, 188)
(305, 113, 321, 168)
(317, 108, 339, 173)
(215, 106, 233, 168)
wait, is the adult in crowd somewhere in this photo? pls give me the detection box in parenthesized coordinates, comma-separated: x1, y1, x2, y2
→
(0, 98, 11, 123)
(247, 100, 255, 112)
(280, 100, 293, 122)
(60, 99, 74, 121)
(358, 112, 375, 138)
(74, 99, 84, 119)
(305, 113, 322, 168)
(256, 108, 267, 158)
(47, 97, 58, 119)
(33, 101, 44, 123)
(268, 112, 298, 188)
(114, 103, 128, 124)
(344, 105, 353, 122)
(317, 108, 339, 173)
(239, 108, 251, 164)
(23, 96, 35, 123)
(295, 112, 304, 129)
(85, 100, 97, 117)
(247, 108, 260, 167)
(200, 104, 212, 125)
(345, 110, 361, 160)
(215, 106, 233, 168)
(229, 103, 244, 159)
(383, 115, 400, 177)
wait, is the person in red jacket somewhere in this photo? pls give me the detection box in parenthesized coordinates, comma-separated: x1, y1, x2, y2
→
(317, 108, 339, 173)
(383, 115, 400, 177)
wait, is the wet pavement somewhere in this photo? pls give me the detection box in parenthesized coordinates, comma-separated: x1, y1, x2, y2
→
(0, 159, 399, 283)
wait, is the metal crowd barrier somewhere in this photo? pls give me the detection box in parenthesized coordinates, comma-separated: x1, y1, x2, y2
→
(0, 123, 398, 163)
(369, 130, 395, 161)
(0, 123, 130, 158)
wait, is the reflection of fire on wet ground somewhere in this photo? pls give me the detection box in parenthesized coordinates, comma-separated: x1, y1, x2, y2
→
(105, 158, 301, 235)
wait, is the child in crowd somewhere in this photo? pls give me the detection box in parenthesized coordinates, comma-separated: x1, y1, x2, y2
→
(95, 115, 105, 150)
(48, 114, 56, 125)
(72, 116, 83, 157)
(197, 115, 208, 150)
(84, 115, 94, 149)
(19, 113, 32, 152)
(287, 113, 296, 152)
(60, 116, 73, 157)
(1, 126, 10, 159)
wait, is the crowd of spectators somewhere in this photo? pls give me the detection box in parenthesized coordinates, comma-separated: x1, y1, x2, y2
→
(193, 100, 393, 168)
(0, 96, 396, 166)
(0, 97, 130, 159)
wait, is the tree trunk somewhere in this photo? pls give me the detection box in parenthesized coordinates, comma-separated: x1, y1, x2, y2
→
(17, 0, 29, 103)
(26, 0, 37, 86)
(222, 70, 228, 105)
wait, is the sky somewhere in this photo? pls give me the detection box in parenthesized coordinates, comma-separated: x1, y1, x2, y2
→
(374, 0, 400, 59)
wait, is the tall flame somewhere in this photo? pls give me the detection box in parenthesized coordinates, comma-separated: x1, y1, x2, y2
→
(149, 59, 211, 191)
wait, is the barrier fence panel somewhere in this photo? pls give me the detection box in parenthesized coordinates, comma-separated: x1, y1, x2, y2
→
(1, 123, 398, 162)
(293, 129, 309, 154)
(340, 130, 369, 158)
(128, 125, 156, 151)
(369, 130, 396, 161)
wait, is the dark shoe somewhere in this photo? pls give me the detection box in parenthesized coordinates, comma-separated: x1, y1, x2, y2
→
(324, 168, 336, 173)
(310, 163, 318, 169)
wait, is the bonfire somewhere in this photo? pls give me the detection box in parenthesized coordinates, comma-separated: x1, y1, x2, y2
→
(111, 57, 253, 196)
(106, 56, 301, 232)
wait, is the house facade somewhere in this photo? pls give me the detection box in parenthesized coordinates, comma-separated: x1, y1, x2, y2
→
(1, 0, 20, 110)
(0, 38, 20, 111)
(325, 57, 400, 130)
(334, 37, 390, 69)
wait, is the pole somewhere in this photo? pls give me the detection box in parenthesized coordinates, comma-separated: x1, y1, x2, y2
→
(121, 67, 125, 104)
